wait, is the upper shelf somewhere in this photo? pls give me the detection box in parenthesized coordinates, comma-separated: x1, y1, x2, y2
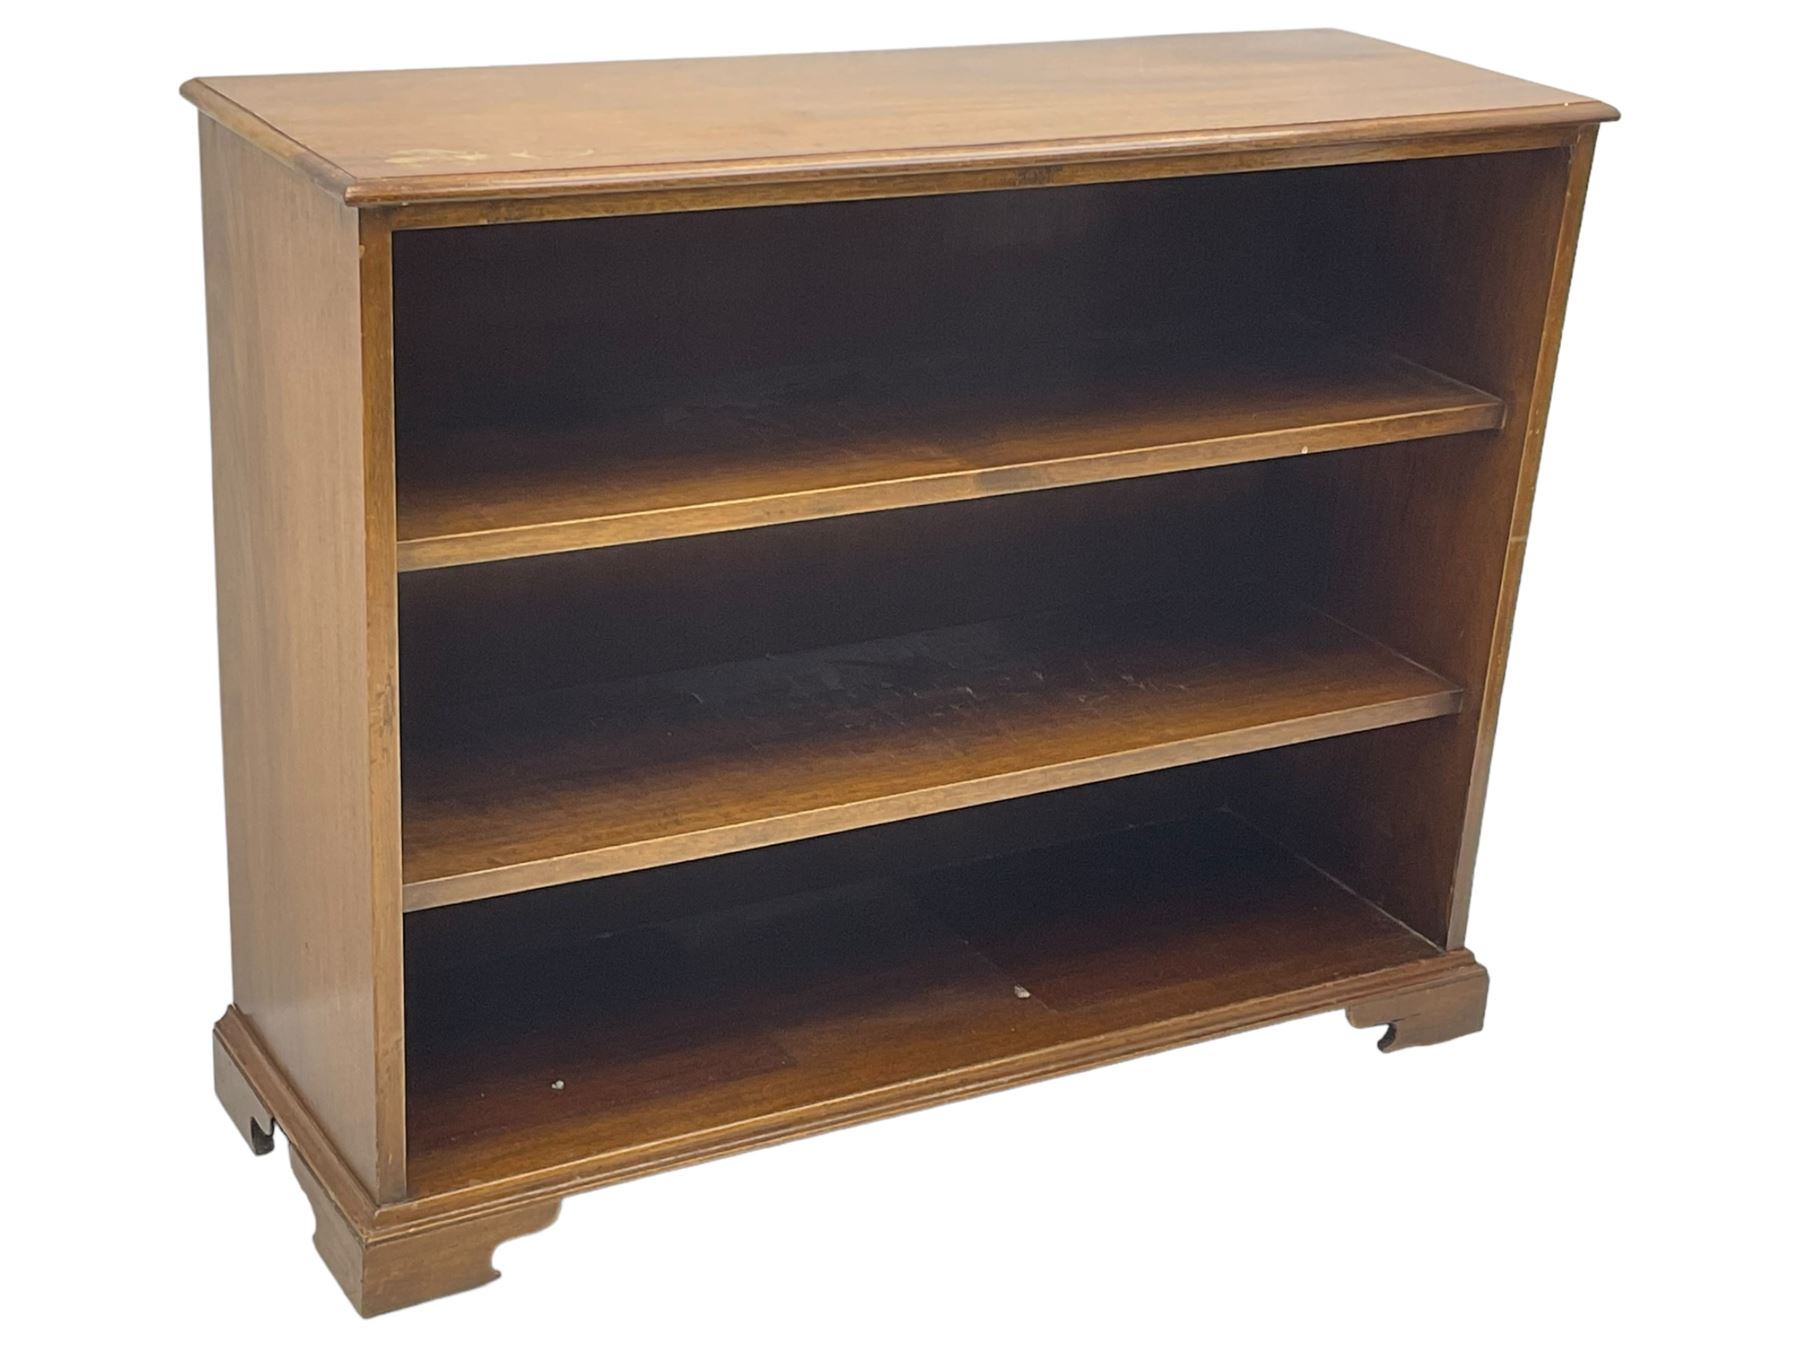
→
(180, 31, 1617, 206)
(395, 321, 1502, 570)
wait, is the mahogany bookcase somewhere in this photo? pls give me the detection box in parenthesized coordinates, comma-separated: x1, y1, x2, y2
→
(184, 31, 1615, 1315)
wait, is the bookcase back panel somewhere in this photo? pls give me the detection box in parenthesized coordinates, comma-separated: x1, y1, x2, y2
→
(391, 171, 1295, 439)
(397, 463, 1264, 710)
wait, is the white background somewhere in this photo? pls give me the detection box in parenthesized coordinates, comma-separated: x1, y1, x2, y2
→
(8, 2, 1796, 1343)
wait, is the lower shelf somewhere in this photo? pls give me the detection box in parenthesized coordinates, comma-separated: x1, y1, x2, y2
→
(404, 808, 1445, 1196)
(400, 584, 1461, 909)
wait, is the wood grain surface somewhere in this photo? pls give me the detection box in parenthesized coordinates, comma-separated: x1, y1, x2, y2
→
(396, 318, 1500, 569)
(400, 584, 1462, 908)
(181, 31, 1615, 205)
(199, 119, 407, 1200)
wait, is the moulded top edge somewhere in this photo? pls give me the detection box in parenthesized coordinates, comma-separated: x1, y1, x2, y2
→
(181, 30, 1618, 208)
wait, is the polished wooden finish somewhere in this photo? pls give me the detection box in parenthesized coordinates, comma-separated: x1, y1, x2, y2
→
(1346, 960, 1490, 1051)
(395, 318, 1500, 570)
(215, 1008, 561, 1316)
(181, 31, 1613, 205)
(292, 1153, 561, 1317)
(380, 125, 1584, 232)
(199, 119, 407, 1202)
(401, 585, 1462, 908)
(213, 1031, 275, 1156)
(189, 31, 1609, 1316)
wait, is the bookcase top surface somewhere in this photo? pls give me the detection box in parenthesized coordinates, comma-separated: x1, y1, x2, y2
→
(183, 30, 1615, 207)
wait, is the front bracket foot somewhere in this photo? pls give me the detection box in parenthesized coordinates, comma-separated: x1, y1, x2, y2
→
(213, 1026, 276, 1154)
(1346, 959, 1489, 1052)
(292, 1153, 562, 1317)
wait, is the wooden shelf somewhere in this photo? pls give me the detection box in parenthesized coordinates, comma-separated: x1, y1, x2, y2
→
(394, 321, 1502, 570)
(400, 585, 1461, 909)
(404, 809, 1446, 1193)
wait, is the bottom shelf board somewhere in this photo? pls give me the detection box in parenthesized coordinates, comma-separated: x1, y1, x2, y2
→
(405, 809, 1442, 1196)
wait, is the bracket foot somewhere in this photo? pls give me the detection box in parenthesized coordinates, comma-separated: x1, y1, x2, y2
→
(1346, 959, 1488, 1051)
(213, 1028, 276, 1154)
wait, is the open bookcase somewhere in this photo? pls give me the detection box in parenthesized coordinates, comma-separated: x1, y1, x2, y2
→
(187, 31, 1614, 1314)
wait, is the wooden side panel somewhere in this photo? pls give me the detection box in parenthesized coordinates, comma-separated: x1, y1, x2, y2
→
(200, 117, 405, 1199)
(1233, 137, 1599, 948)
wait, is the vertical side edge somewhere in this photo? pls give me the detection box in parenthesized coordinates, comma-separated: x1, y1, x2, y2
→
(1444, 127, 1600, 948)
(1227, 134, 1603, 947)
(360, 210, 408, 1199)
